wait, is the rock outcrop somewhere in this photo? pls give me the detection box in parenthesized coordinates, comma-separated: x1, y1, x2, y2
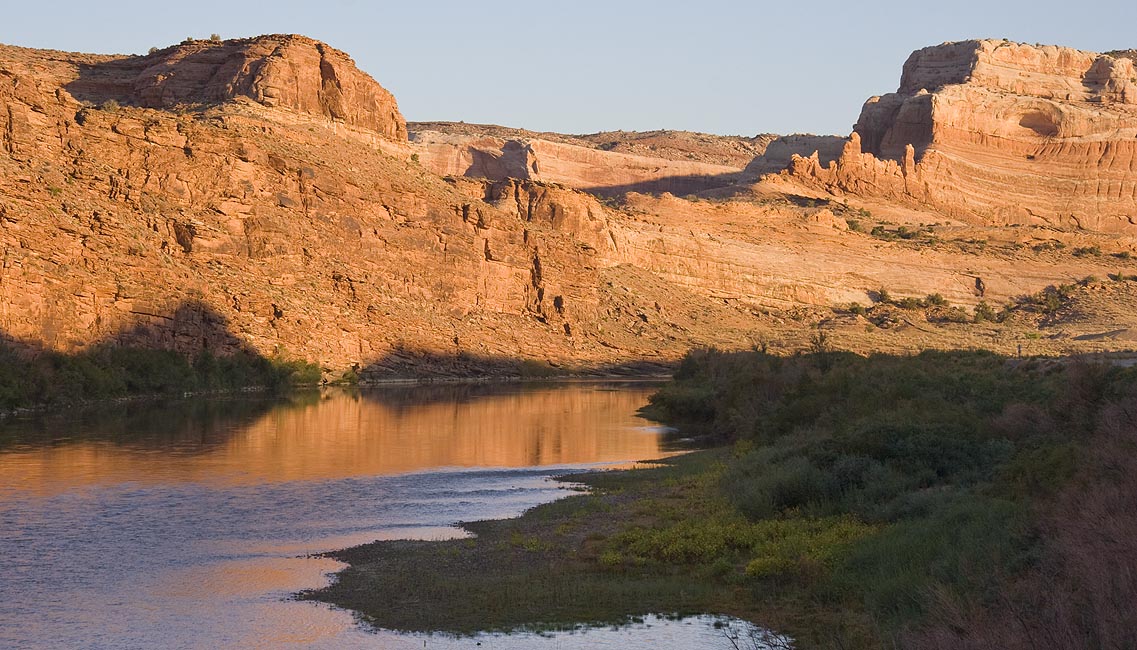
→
(785, 40, 1137, 233)
(57, 34, 406, 140)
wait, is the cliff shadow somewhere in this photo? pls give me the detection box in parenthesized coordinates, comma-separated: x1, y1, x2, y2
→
(0, 300, 312, 414)
(105, 300, 262, 358)
(63, 45, 247, 110)
(579, 134, 846, 201)
(583, 171, 751, 200)
(741, 134, 846, 175)
(63, 55, 151, 107)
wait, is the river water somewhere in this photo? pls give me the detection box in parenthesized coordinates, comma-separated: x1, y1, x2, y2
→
(0, 381, 779, 649)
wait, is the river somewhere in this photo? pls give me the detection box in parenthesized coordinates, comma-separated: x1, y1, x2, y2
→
(0, 381, 775, 649)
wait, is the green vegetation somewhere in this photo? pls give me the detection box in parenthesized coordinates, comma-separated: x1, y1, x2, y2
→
(868, 223, 936, 243)
(972, 300, 997, 323)
(1032, 240, 1066, 252)
(645, 349, 1136, 647)
(0, 341, 321, 411)
(850, 278, 1102, 328)
(308, 349, 1137, 648)
(1015, 282, 1077, 314)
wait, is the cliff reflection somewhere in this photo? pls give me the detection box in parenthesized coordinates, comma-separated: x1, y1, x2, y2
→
(0, 382, 668, 494)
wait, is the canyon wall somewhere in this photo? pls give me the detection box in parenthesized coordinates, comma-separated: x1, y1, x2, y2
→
(3, 36, 1133, 376)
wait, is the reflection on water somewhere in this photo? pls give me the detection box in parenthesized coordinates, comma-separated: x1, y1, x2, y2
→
(0, 383, 672, 493)
(0, 381, 773, 649)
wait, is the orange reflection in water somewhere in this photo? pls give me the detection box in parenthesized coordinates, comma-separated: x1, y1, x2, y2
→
(0, 382, 670, 494)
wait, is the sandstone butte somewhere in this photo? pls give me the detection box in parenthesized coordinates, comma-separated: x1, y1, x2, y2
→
(2, 34, 1137, 379)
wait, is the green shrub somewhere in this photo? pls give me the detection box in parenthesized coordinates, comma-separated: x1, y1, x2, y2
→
(0, 339, 321, 411)
(896, 297, 922, 310)
(727, 455, 830, 519)
(973, 301, 997, 323)
(924, 293, 947, 307)
(833, 496, 1029, 625)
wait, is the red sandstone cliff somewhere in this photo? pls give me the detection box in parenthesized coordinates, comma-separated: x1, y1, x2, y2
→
(2, 36, 1135, 377)
(784, 40, 1137, 233)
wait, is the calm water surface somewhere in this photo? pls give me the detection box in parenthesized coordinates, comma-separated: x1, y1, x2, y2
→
(0, 382, 779, 649)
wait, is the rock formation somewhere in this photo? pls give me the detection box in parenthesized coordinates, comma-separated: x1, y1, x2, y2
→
(58, 34, 407, 139)
(784, 40, 1137, 233)
(2, 35, 1135, 378)
(410, 127, 746, 197)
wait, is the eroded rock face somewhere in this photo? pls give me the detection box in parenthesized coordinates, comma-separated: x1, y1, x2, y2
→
(59, 34, 407, 140)
(786, 40, 1137, 232)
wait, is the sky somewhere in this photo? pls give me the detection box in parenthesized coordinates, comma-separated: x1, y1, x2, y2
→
(3, 1, 1135, 136)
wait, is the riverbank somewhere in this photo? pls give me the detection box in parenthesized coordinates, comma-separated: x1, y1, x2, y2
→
(303, 449, 826, 639)
(303, 349, 1137, 649)
(0, 339, 324, 416)
(0, 336, 678, 417)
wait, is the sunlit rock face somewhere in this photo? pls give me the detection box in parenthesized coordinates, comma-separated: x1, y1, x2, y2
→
(4, 35, 1136, 376)
(785, 40, 1137, 233)
(57, 34, 407, 139)
(0, 34, 844, 374)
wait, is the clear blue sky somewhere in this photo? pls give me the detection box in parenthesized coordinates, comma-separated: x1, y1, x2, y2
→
(4, 1, 1134, 136)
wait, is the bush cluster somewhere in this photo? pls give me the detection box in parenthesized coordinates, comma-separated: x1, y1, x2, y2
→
(646, 348, 1132, 635)
(0, 342, 321, 410)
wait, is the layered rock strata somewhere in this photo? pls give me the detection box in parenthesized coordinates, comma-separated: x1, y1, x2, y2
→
(786, 40, 1137, 232)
